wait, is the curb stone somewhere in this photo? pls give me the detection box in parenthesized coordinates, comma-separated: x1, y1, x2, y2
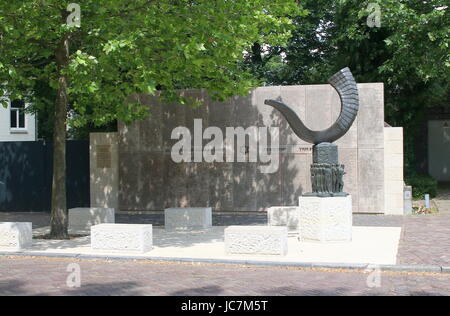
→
(0, 251, 449, 274)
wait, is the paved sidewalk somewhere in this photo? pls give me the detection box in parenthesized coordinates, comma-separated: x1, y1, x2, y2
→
(397, 214, 450, 266)
(0, 212, 449, 267)
(0, 256, 448, 296)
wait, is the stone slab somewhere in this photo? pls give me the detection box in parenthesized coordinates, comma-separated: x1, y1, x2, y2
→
(0, 222, 32, 250)
(267, 207, 300, 232)
(8, 225, 402, 265)
(298, 195, 352, 242)
(225, 226, 288, 256)
(164, 207, 212, 230)
(91, 224, 153, 253)
(69, 208, 115, 232)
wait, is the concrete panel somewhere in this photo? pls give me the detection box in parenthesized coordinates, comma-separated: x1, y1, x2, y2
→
(385, 127, 403, 141)
(384, 153, 404, 169)
(209, 162, 234, 211)
(280, 86, 309, 146)
(140, 152, 166, 210)
(161, 99, 187, 152)
(384, 140, 403, 155)
(118, 121, 140, 153)
(254, 86, 282, 127)
(384, 127, 404, 215)
(163, 159, 188, 208)
(385, 167, 403, 182)
(233, 162, 257, 211)
(339, 148, 359, 212)
(119, 152, 143, 211)
(137, 93, 164, 151)
(305, 85, 333, 131)
(235, 92, 258, 127)
(164, 207, 212, 230)
(184, 89, 209, 135)
(69, 207, 115, 232)
(358, 149, 385, 213)
(185, 162, 211, 207)
(385, 193, 404, 215)
(357, 84, 384, 149)
(281, 153, 312, 205)
(117, 82, 389, 213)
(256, 162, 282, 211)
(385, 181, 404, 198)
(90, 133, 119, 210)
(208, 97, 235, 130)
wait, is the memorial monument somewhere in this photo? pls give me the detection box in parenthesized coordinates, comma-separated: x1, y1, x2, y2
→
(265, 67, 359, 242)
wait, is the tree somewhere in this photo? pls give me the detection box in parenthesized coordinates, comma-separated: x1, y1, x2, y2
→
(0, 0, 301, 238)
(244, 0, 449, 174)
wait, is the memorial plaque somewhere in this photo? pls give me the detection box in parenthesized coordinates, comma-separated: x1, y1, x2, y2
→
(96, 145, 112, 168)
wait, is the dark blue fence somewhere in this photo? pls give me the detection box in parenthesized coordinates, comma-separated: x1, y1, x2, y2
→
(0, 140, 90, 212)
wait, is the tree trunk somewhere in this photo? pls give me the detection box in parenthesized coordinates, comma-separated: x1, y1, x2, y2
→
(50, 35, 70, 239)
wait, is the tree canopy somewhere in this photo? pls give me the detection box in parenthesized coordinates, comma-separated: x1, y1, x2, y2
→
(0, 0, 303, 126)
(0, 0, 303, 237)
(244, 0, 449, 174)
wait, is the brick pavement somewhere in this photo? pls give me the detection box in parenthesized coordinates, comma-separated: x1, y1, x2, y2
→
(397, 214, 450, 266)
(0, 256, 449, 296)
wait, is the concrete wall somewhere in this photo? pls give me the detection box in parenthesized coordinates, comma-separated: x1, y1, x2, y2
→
(0, 99, 36, 142)
(117, 83, 391, 213)
(90, 133, 119, 210)
(384, 127, 404, 215)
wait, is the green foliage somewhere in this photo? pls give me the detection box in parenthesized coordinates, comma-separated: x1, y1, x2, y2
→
(0, 0, 300, 130)
(406, 174, 438, 200)
(244, 0, 449, 173)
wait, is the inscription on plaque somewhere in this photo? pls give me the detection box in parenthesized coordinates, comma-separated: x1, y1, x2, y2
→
(96, 145, 112, 168)
(288, 145, 313, 154)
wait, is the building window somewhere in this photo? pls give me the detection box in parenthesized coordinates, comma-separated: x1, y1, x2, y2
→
(10, 99, 26, 129)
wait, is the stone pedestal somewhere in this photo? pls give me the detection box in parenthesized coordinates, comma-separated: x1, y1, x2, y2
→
(267, 206, 300, 233)
(0, 222, 32, 250)
(225, 226, 288, 256)
(164, 207, 212, 230)
(298, 195, 352, 242)
(91, 224, 153, 253)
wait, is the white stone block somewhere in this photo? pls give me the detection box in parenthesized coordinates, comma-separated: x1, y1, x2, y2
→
(69, 207, 115, 232)
(267, 207, 300, 232)
(91, 224, 152, 253)
(298, 195, 352, 242)
(225, 226, 288, 256)
(164, 207, 212, 230)
(0, 222, 32, 250)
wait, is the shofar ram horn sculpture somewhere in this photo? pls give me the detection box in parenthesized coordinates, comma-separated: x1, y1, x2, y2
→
(265, 67, 359, 197)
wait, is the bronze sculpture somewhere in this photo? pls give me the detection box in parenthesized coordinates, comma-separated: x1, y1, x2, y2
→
(265, 68, 359, 197)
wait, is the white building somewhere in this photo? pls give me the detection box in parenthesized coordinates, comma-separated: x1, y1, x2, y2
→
(0, 98, 37, 142)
